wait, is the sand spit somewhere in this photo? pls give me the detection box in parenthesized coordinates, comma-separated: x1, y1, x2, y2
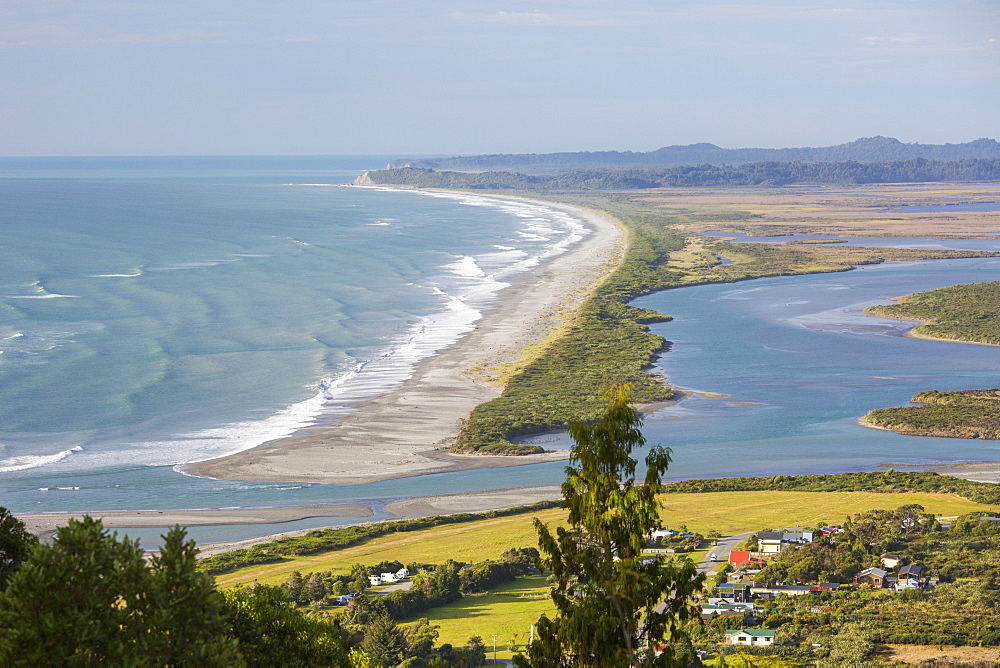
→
(180, 196, 624, 485)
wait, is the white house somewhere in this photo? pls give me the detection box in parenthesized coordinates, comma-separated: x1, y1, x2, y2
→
(880, 553, 902, 569)
(725, 629, 776, 646)
(757, 531, 785, 556)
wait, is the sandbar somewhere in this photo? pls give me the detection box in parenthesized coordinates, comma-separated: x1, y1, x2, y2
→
(180, 195, 625, 485)
(929, 462, 1000, 484)
(384, 485, 562, 519)
(17, 504, 373, 536)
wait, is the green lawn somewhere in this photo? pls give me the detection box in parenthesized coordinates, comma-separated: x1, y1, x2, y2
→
(402, 574, 555, 662)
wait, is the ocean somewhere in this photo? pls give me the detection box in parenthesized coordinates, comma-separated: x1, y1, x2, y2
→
(4, 157, 1000, 548)
(0, 156, 585, 529)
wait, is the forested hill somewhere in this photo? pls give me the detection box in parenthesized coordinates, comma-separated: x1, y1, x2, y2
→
(355, 158, 1000, 191)
(388, 137, 1000, 173)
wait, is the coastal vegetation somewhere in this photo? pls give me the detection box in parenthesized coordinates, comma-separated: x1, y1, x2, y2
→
(862, 283, 1000, 439)
(210, 487, 995, 593)
(864, 389, 1000, 440)
(359, 158, 1000, 191)
(454, 206, 684, 454)
(663, 470, 1000, 506)
(864, 281, 1000, 345)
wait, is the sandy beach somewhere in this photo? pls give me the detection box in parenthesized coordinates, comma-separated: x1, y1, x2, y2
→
(180, 195, 624, 485)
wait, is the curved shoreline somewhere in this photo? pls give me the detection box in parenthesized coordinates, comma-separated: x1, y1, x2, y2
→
(179, 195, 625, 484)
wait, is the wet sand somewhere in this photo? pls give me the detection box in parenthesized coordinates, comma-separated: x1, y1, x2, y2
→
(384, 485, 562, 518)
(180, 196, 624, 485)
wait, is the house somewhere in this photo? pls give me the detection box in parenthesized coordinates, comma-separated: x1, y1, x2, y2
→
(703, 602, 756, 614)
(751, 584, 815, 598)
(701, 608, 746, 622)
(894, 578, 922, 592)
(724, 629, 776, 646)
(880, 553, 902, 569)
(782, 530, 814, 545)
(898, 564, 923, 581)
(757, 531, 785, 556)
(729, 550, 767, 570)
(855, 567, 888, 588)
(715, 584, 753, 602)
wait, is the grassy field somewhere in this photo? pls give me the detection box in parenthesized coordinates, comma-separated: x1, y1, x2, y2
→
(214, 490, 998, 589)
(402, 574, 554, 661)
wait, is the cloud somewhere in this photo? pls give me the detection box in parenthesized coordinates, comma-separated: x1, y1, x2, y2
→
(0, 19, 229, 48)
(270, 34, 321, 43)
(448, 10, 614, 28)
(861, 34, 928, 46)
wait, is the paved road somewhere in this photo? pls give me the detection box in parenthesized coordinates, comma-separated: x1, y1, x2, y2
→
(696, 532, 754, 575)
(374, 580, 413, 594)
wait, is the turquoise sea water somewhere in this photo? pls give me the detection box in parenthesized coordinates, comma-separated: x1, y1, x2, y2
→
(0, 157, 587, 528)
(4, 159, 1000, 547)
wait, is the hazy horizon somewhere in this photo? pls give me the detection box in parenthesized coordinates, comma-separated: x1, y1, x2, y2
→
(1, 136, 997, 161)
(2, 1, 997, 157)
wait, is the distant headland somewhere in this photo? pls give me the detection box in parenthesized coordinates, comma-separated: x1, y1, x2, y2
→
(388, 136, 1000, 174)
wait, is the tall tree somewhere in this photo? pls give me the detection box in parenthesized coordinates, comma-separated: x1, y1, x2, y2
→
(0, 508, 37, 591)
(223, 584, 350, 667)
(0, 516, 148, 665)
(519, 386, 704, 666)
(360, 612, 407, 666)
(0, 519, 242, 666)
(144, 525, 240, 665)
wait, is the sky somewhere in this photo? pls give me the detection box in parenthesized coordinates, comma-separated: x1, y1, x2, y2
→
(1, 1, 997, 156)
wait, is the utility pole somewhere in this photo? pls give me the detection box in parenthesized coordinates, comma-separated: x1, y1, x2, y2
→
(492, 634, 498, 663)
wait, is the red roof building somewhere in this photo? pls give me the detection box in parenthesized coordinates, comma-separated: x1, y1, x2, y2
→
(729, 550, 767, 569)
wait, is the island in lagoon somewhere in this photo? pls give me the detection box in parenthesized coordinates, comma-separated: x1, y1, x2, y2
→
(862, 282, 1000, 440)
